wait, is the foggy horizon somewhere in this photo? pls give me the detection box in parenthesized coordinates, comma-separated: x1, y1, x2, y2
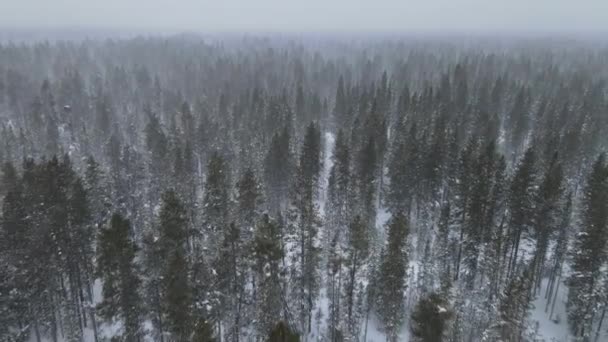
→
(3, 0, 608, 34)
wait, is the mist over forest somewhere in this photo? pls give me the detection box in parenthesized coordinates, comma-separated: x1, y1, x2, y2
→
(1, 14, 608, 342)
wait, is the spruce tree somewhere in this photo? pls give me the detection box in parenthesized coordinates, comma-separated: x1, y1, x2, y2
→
(343, 215, 370, 338)
(326, 129, 351, 246)
(506, 147, 537, 279)
(410, 292, 454, 342)
(376, 213, 409, 342)
(264, 129, 293, 213)
(286, 122, 322, 335)
(96, 213, 143, 341)
(567, 154, 608, 338)
(269, 321, 300, 342)
(203, 151, 230, 251)
(0, 162, 30, 342)
(192, 318, 217, 342)
(253, 214, 285, 338)
(485, 266, 534, 341)
(164, 248, 193, 341)
(215, 222, 247, 342)
(143, 190, 191, 341)
(387, 122, 419, 214)
(235, 167, 262, 240)
(355, 136, 377, 229)
(530, 153, 564, 290)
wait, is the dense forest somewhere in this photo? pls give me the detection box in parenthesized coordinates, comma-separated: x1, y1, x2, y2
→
(1, 35, 608, 342)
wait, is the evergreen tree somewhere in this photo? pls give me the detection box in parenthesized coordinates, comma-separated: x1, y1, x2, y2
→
(451, 138, 477, 281)
(265, 128, 293, 214)
(192, 318, 217, 342)
(203, 151, 230, 251)
(376, 213, 409, 342)
(164, 248, 193, 341)
(506, 147, 537, 279)
(96, 213, 143, 341)
(286, 122, 322, 335)
(410, 292, 454, 342)
(215, 222, 247, 342)
(530, 153, 564, 290)
(143, 190, 191, 341)
(269, 321, 300, 342)
(0, 162, 30, 342)
(84, 156, 112, 229)
(355, 136, 377, 229)
(333, 76, 347, 126)
(343, 215, 370, 339)
(326, 129, 351, 246)
(253, 214, 285, 338)
(387, 122, 419, 214)
(485, 266, 534, 341)
(567, 154, 608, 339)
(434, 202, 452, 281)
(235, 167, 262, 240)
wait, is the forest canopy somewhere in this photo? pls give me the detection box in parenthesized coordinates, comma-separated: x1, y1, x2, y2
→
(1, 35, 608, 341)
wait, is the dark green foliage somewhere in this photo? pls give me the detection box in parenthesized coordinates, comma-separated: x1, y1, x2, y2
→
(343, 215, 370, 339)
(204, 151, 230, 247)
(268, 321, 300, 342)
(164, 249, 193, 340)
(286, 122, 322, 335)
(143, 190, 192, 341)
(1, 35, 608, 342)
(96, 213, 142, 341)
(0, 157, 95, 342)
(410, 293, 454, 342)
(567, 154, 608, 338)
(486, 266, 534, 341)
(253, 214, 285, 337)
(192, 318, 216, 342)
(265, 128, 293, 213)
(506, 147, 537, 278)
(387, 122, 420, 214)
(376, 213, 409, 342)
(355, 136, 377, 228)
(236, 167, 262, 234)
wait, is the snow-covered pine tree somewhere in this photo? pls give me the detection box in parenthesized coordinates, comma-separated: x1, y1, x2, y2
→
(530, 152, 564, 292)
(376, 212, 409, 342)
(354, 136, 377, 231)
(203, 151, 230, 253)
(506, 147, 537, 280)
(235, 167, 262, 241)
(410, 292, 454, 342)
(269, 321, 300, 342)
(484, 265, 534, 341)
(285, 122, 322, 336)
(96, 213, 143, 341)
(253, 213, 285, 338)
(325, 129, 351, 249)
(567, 154, 608, 339)
(215, 222, 248, 342)
(342, 215, 370, 340)
(143, 190, 192, 341)
(265, 128, 293, 214)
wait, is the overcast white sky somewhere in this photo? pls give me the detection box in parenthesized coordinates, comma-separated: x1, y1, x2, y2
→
(3, 0, 608, 33)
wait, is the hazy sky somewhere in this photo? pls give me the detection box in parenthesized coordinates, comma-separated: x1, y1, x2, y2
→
(3, 0, 608, 33)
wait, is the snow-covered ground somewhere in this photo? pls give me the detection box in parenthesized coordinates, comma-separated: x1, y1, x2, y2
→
(531, 278, 571, 342)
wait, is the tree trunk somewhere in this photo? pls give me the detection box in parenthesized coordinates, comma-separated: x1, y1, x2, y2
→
(549, 276, 560, 320)
(594, 305, 607, 342)
(34, 314, 42, 342)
